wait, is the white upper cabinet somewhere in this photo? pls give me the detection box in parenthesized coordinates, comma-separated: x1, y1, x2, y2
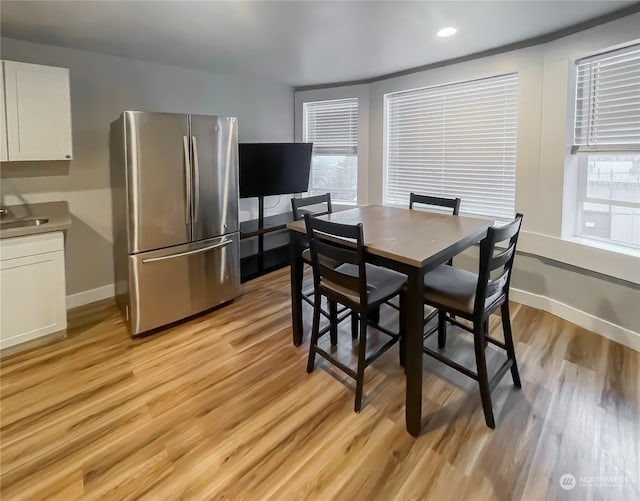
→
(0, 64, 7, 162)
(2, 61, 73, 161)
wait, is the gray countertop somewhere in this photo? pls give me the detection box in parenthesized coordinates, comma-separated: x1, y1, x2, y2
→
(0, 201, 72, 239)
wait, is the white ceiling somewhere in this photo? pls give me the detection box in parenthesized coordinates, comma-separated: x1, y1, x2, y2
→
(0, 1, 635, 87)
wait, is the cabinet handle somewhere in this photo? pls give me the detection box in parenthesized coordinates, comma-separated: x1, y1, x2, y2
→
(65, 154, 71, 159)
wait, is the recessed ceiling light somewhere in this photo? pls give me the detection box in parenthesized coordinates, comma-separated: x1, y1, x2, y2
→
(437, 27, 457, 38)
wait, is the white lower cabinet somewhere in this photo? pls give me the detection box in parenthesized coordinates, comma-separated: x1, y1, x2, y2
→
(0, 232, 67, 349)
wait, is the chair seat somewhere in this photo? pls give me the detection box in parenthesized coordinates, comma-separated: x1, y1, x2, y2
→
(424, 265, 501, 314)
(321, 263, 406, 306)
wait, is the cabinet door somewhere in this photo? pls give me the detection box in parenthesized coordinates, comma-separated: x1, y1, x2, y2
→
(0, 63, 7, 161)
(0, 249, 67, 348)
(0, 232, 67, 349)
(3, 61, 73, 161)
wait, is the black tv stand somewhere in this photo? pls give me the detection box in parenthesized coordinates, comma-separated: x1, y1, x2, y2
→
(258, 196, 264, 255)
(240, 196, 292, 282)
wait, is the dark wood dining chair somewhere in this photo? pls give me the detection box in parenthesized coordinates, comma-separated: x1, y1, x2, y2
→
(422, 213, 524, 428)
(409, 192, 461, 215)
(291, 193, 348, 344)
(291, 193, 332, 221)
(409, 192, 462, 332)
(305, 214, 407, 412)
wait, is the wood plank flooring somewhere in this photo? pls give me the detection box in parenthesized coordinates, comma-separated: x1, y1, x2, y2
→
(1, 267, 638, 500)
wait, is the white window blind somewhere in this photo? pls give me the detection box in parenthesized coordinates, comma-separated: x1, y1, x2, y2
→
(574, 42, 640, 149)
(384, 73, 518, 219)
(303, 98, 358, 203)
(304, 98, 358, 155)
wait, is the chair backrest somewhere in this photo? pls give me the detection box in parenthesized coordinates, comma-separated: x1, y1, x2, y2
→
(291, 193, 332, 221)
(474, 213, 523, 315)
(409, 193, 461, 215)
(304, 214, 368, 307)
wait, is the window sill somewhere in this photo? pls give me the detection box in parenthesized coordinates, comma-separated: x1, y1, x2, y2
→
(518, 231, 640, 285)
(566, 235, 639, 259)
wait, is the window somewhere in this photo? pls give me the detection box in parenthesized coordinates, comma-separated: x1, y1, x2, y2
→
(576, 154, 640, 248)
(303, 98, 358, 204)
(572, 43, 640, 249)
(384, 73, 518, 219)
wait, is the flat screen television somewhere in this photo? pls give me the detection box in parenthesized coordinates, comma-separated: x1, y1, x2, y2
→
(239, 142, 313, 198)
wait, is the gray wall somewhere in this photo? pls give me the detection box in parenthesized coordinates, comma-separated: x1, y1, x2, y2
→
(0, 37, 294, 296)
(509, 255, 639, 331)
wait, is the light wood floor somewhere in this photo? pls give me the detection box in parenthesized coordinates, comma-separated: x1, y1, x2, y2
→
(1, 267, 638, 500)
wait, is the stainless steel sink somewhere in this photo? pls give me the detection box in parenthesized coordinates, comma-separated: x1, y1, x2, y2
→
(0, 217, 49, 229)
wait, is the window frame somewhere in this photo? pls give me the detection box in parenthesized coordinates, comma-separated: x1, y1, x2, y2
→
(567, 41, 640, 250)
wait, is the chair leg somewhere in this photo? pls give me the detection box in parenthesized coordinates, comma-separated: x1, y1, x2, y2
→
(399, 292, 406, 370)
(501, 302, 521, 388)
(351, 311, 359, 339)
(437, 310, 447, 349)
(473, 320, 495, 429)
(307, 294, 322, 373)
(354, 309, 368, 413)
(329, 301, 338, 346)
(484, 319, 489, 349)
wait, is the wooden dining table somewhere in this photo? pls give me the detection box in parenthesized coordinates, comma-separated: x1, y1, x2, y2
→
(287, 204, 493, 437)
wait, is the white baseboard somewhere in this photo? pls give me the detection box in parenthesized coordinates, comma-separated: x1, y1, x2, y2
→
(510, 288, 640, 352)
(66, 283, 115, 310)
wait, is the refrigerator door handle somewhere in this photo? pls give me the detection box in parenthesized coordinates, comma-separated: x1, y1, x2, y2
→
(183, 136, 192, 224)
(192, 135, 200, 223)
(141, 239, 232, 263)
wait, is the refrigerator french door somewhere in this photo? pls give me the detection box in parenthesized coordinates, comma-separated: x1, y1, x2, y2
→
(111, 111, 241, 335)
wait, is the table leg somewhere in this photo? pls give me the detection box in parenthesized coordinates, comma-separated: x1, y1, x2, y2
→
(289, 231, 304, 346)
(405, 266, 424, 437)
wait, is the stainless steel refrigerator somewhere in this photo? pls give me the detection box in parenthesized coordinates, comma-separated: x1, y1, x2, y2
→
(110, 111, 241, 335)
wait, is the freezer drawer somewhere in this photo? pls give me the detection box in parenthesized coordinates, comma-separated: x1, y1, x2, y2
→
(127, 233, 241, 335)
